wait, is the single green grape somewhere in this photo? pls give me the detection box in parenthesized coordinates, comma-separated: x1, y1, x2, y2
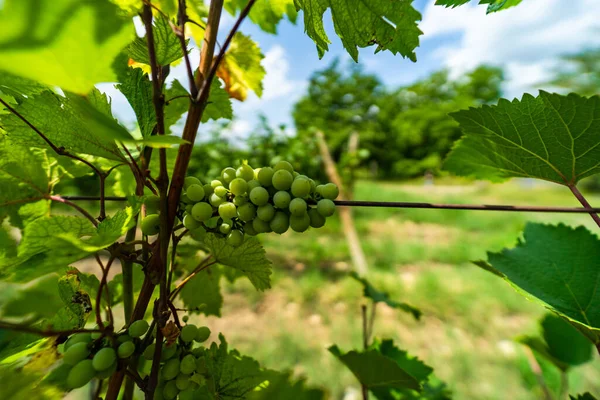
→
(143, 343, 156, 360)
(63, 341, 90, 366)
(92, 347, 117, 371)
(95, 361, 117, 379)
(163, 380, 179, 400)
(182, 315, 189, 323)
(257, 167, 274, 187)
(317, 199, 335, 217)
(290, 213, 311, 233)
(308, 179, 317, 193)
(322, 183, 339, 199)
(195, 356, 208, 374)
(227, 230, 244, 247)
(117, 334, 132, 343)
(185, 204, 193, 214)
(229, 178, 248, 196)
(67, 359, 96, 389)
(180, 194, 191, 205)
(244, 222, 258, 236)
(273, 160, 294, 172)
(141, 214, 161, 236)
(214, 185, 228, 198)
(221, 167, 237, 184)
(191, 202, 213, 222)
(184, 176, 202, 189)
(203, 183, 214, 197)
(308, 208, 326, 228)
(289, 198, 307, 216)
(273, 191, 291, 209)
(162, 344, 178, 361)
(233, 195, 248, 206)
(218, 202, 237, 220)
(249, 187, 269, 206)
(237, 203, 256, 222)
(190, 225, 207, 241)
(91, 327, 102, 340)
(270, 212, 290, 234)
(257, 203, 276, 221)
(252, 218, 270, 233)
(186, 184, 205, 202)
(219, 222, 232, 234)
(162, 358, 181, 381)
(176, 373, 192, 390)
(183, 214, 201, 230)
(145, 195, 161, 214)
(236, 164, 255, 181)
(247, 179, 261, 192)
(64, 333, 92, 351)
(180, 325, 198, 343)
(180, 354, 196, 375)
(291, 177, 311, 198)
(272, 170, 293, 190)
(129, 319, 150, 338)
(210, 179, 224, 189)
(209, 193, 225, 207)
(118, 341, 136, 359)
(195, 326, 211, 342)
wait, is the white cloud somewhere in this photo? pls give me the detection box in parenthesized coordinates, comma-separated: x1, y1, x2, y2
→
(421, 0, 600, 97)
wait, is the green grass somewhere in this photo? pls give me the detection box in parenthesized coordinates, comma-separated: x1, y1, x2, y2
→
(191, 179, 600, 399)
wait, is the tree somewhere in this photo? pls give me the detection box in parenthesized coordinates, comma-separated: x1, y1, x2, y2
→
(547, 48, 600, 96)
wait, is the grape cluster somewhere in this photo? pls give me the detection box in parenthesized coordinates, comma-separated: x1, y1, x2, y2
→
(141, 161, 339, 246)
(61, 320, 150, 389)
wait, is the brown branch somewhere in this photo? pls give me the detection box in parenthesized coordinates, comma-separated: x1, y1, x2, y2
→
(99, 174, 107, 221)
(167, 300, 183, 330)
(49, 195, 98, 227)
(568, 184, 600, 228)
(95, 256, 115, 330)
(0, 321, 103, 337)
(124, 368, 146, 390)
(174, 0, 198, 98)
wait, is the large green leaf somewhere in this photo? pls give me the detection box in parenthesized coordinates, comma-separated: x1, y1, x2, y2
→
(445, 92, 600, 185)
(225, 0, 297, 34)
(127, 14, 187, 66)
(0, 0, 134, 94)
(0, 274, 63, 321)
(435, 0, 523, 13)
(116, 66, 155, 138)
(248, 370, 326, 400)
(0, 72, 48, 99)
(180, 266, 224, 317)
(478, 223, 600, 343)
(294, 0, 422, 61)
(1, 91, 131, 161)
(328, 345, 421, 391)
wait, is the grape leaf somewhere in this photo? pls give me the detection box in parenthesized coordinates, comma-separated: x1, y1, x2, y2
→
(0, 367, 62, 400)
(329, 345, 421, 391)
(127, 14, 187, 66)
(518, 313, 592, 372)
(164, 80, 189, 132)
(225, 0, 297, 34)
(216, 33, 265, 101)
(0, 274, 63, 320)
(444, 92, 600, 185)
(294, 0, 422, 62)
(200, 234, 272, 291)
(166, 79, 233, 124)
(0, 91, 131, 161)
(116, 66, 155, 138)
(477, 223, 600, 343)
(50, 271, 93, 330)
(0, 72, 47, 99)
(435, 0, 523, 13)
(350, 272, 421, 320)
(180, 267, 224, 317)
(0, 0, 133, 94)
(137, 135, 190, 148)
(248, 370, 326, 400)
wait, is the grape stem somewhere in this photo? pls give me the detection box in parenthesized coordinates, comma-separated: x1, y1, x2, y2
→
(170, 256, 215, 300)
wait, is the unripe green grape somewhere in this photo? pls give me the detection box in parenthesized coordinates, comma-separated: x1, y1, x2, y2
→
(154, 386, 165, 400)
(219, 222, 232, 234)
(185, 204, 193, 214)
(308, 208, 326, 228)
(227, 230, 244, 247)
(141, 214, 161, 236)
(257, 167, 274, 187)
(213, 185, 228, 198)
(257, 203, 275, 221)
(183, 214, 201, 230)
(176, 373, 192, 390)
(253, 218, 270, 233)
(163, 380, 179, 400)
(64, 333, 92, 351)
(117, 334, 132, 343)
(249, 187, 269, 206)
(186, 184, 205, 202)
(237, 203, 256, 222)
(180, 324, 198, 343)
(244, 223, 258, 236)
(162, 358, 180, 381)
(308, 179, 317, 193)
(273, 191, 291, 209)
(236, 164, 255, 181)
(195, 326, 211, 342)
(247, 179, 261, 191)
(291, 178, 311, 198)
(317, 199, 335, 217)
(145, 195, 161, 213)
(190, 225, 207, 241)
(203, 183, 214, 197)
(270, 212, 290, 234)
(129, 319, 150, 338)
(233, 195, 248, 206)
(118, 341, 135, 359)
(93, 347, 117, 371)
(322, 183, 339, 199)
(218, 202, 237, 220)
(229, 178, 248, 196)
(196, 356, 208, 374)
(63, 341, 90, 366)
(272, 169, 293, 190)
(289, 198, 307, 216)
(273, 160, 294, 172)
(96, 360, 117, 379)
(180, 194, 191, 205)
(293, 171, 299, 178)
(143, 343, 156, 360)
(221, 167, 236, 184)
(67, 359, 96, 388)
(209, 193, 225, 207)
(91, 328, 102, 340)
(179, 388, 197, 400)
(290, 213, 311, 233)
(162, 344, 178, 361)
(210, 179, 223, 189)
(180, 354, 196, 375)
(191, 202, 213, 222)
(184, 176, 202, 189)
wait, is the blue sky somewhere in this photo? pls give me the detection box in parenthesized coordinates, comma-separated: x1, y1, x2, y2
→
(104, 0, 600, 141)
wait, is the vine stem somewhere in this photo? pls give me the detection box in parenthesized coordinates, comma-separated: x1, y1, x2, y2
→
(568, 184, 600, 228)
(49, 195, 98, 227)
